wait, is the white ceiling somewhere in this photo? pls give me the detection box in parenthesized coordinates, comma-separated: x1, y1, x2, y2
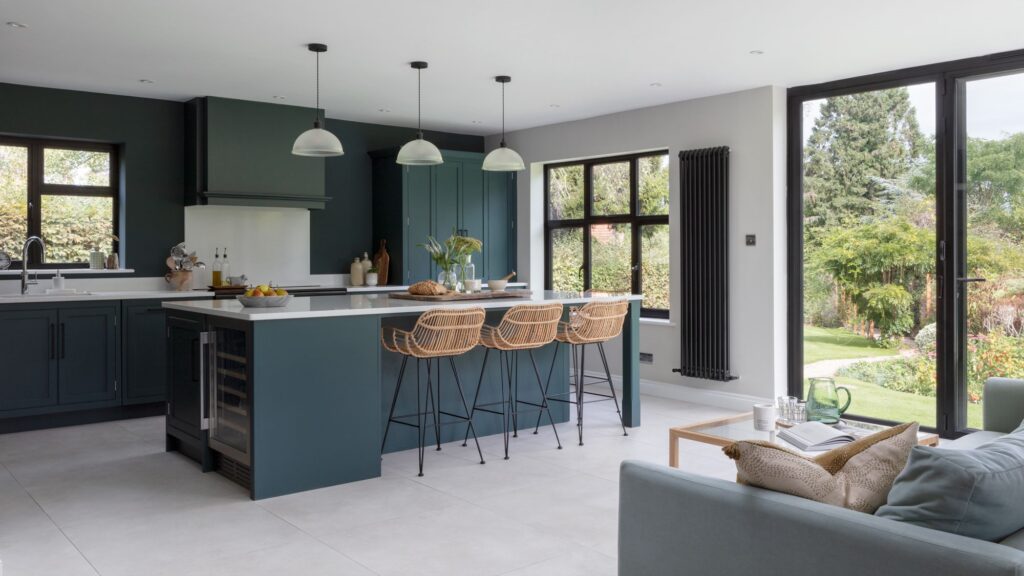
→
(2, 0, 1024, 136)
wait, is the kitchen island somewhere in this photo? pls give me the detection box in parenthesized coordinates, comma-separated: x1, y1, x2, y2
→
(162, 291, 642, 499)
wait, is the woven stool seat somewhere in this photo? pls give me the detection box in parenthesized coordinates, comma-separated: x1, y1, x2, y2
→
(555, 300, 629, 345)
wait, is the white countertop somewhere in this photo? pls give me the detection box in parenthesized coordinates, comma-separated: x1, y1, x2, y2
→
(163, 290, 642, 321)
(0, 268, 136, 276)
(328, 282, 526, 293)
(0, 290, 215, 304)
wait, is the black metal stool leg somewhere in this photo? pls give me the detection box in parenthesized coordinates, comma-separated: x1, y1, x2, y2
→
(416, 359, 425, 477)
(449, 357, 485, 465)
(510, 351, 519, 438)
(499, 350, 510, 459)
(598, 342, 628, 436)
(528, 349, 562, 449)
(428, 358, 441, 451)
(577, 344, 586, 446)
(381, 354, 408, 454)
(463, 348, 490, 447)
(534, 342, 562, 434)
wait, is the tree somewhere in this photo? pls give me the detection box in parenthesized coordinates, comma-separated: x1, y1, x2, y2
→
(803, 88, 925, 234)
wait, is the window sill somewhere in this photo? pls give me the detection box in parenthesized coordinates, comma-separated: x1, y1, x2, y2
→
(0, 268, 135, 277)
(640, 317, 675, 327)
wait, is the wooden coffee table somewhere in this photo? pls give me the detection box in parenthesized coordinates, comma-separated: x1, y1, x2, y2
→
(668, 412, 940, 468)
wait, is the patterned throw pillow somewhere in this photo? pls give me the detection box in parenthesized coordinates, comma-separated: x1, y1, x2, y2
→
(723, 422, 919, 513)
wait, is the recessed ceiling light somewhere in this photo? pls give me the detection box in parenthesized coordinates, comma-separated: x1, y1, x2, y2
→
(549, 104, 560, 109)
(749, 49, 764, 55)
(138, 79, 154, 84)
(5, 21, 27, 29)
(272, 95, 286, 100)
(649, 82, 662, 88)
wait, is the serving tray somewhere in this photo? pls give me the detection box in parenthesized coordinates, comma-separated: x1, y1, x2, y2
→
(389, 290, 533, 302)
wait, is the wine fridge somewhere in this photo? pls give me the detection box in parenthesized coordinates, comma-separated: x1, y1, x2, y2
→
(206, 322, 250, 466)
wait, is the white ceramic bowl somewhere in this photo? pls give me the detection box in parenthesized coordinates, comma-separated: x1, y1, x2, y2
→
(488, 279, 508, 292)
(237, 294, 293, 308)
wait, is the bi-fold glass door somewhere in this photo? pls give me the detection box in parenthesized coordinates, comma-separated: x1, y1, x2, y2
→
(951, 69, 1024, 431)
(790, 52, 1024, 438)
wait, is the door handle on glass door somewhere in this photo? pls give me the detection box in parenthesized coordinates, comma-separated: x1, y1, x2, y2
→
(957, 277, 987, 283)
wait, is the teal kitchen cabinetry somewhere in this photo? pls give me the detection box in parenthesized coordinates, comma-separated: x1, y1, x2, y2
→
(0, 296, 212, 432)
(0, 308, 59, 411)
(371, 150, 516, 285)
(186, 96, 328, 209)
(122, 300, 170, 404)
(57, 304, 119, 406)
(0, 303, 119, 415)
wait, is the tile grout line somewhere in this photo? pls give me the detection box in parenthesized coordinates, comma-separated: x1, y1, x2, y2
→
(0, 460, 104, 576)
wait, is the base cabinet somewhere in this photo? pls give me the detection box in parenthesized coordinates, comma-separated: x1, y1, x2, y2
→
(123, 301, 169, 404)
(0, 304, 119, 414)
(57, 305, 119, 406)
(0, 309, 58, 411)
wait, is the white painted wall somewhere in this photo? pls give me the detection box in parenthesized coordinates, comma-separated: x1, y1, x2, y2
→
(487, 86, 788, 408)
(184, 205, 311, 288)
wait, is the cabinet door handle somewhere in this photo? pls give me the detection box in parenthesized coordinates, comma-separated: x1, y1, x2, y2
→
(49, 323, 55, 359)
(199, 331, 210, 431)
(60, 323, 66, 359)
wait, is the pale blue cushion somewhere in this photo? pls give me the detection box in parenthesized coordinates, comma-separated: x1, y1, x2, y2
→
(877, 429, 1024, 541)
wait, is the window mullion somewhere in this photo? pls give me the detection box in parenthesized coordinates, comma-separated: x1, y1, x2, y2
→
(27, 143, 43, 265)
(583, 162, 593, 291)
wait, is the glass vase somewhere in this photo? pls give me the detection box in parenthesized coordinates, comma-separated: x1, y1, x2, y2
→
(438, 268, 462, 292)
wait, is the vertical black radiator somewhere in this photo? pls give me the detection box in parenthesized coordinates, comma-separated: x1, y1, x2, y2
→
(673, 147, 737, 381)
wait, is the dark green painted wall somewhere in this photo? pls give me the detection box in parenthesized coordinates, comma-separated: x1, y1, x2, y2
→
(0, 82, 184, 277)
(314, 118, 483, 274)
(0, 82, 483, 278)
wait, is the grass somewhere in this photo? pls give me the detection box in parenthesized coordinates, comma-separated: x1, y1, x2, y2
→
(804, 325, 899, 365)
(803, 325, 983, 430)
(805, 377, 983, 430)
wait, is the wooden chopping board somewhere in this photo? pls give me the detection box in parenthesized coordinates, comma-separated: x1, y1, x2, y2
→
(389, 290, 533, 302)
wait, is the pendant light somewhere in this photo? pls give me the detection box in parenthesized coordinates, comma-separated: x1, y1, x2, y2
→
(292, 43, 344, 157)
(482, 75, 525, 172)
(396, 61, 443, 166)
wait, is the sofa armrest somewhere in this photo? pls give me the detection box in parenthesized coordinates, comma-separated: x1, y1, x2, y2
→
(985, 378, 1024, 433)
(619, 460, 1024, 576)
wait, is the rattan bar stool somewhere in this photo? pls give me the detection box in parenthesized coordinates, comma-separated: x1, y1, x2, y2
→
(380, 307, 486, 476)
(537, 299, 629, 446)
(463, 303, 564, 459)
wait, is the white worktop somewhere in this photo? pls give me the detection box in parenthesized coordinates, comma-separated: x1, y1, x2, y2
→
(0, 290, 215, 304)
(163, 290, 642, 321)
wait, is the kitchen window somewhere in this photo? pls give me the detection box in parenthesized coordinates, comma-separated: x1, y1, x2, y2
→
(544, 151, 670, 318)
(0, 137, 119, 266)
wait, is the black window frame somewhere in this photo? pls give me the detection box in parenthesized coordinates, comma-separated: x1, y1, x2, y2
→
(787, 48, 1024, 439)
(543, 150, 670, 319)
(0, 136, 120, 267)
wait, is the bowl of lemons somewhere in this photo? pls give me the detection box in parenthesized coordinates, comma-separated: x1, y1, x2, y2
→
(237, 284, 292, 308)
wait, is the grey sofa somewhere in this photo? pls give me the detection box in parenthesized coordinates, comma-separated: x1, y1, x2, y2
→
(619, 377, 1024, 576)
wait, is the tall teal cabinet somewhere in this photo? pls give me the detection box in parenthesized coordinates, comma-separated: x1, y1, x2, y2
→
(371, 149, 516, 285)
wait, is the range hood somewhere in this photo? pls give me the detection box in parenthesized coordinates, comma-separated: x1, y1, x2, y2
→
(186, 97, 331, 210)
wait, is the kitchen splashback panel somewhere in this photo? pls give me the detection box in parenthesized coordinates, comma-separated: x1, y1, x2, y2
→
(184, 205, 310, 288)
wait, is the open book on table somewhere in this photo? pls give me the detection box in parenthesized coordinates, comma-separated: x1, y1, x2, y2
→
(776, 421, 872, 452)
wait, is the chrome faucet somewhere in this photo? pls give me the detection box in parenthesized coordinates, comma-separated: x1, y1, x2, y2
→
(21, 236, 45, 295)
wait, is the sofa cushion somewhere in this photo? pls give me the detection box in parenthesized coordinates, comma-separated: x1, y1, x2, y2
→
(876, 427, 1024, 541)
(1001, 528, 1024, 552)
(724, 422, 918, 513)
(945, 431, 1005, 451)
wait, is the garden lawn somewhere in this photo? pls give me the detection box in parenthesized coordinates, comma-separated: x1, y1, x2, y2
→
(804, 377, 983, 430)
(804, 325, 899, 365)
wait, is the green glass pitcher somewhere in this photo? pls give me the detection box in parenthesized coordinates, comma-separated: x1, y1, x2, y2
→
(806, 377, 852, 424)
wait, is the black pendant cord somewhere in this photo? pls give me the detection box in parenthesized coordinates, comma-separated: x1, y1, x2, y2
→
(500, 81, 506, 147)
(417, 67, 423, 139)
(314, 50, 321, 128)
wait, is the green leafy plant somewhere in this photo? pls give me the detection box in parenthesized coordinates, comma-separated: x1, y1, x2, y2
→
(419, 229, 482, 290)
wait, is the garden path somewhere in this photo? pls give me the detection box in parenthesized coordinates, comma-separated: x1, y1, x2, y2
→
(805, 349, 917, 379)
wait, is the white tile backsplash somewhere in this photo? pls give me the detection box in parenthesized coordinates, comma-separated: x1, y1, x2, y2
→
(184, 205, 311, 288)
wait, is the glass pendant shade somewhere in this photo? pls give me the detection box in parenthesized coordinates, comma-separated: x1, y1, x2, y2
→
(397, 135, 443, 165)
(482, 144, 524, 171)
(292, 123, 344, 156)
(292, 43, 344, 157)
